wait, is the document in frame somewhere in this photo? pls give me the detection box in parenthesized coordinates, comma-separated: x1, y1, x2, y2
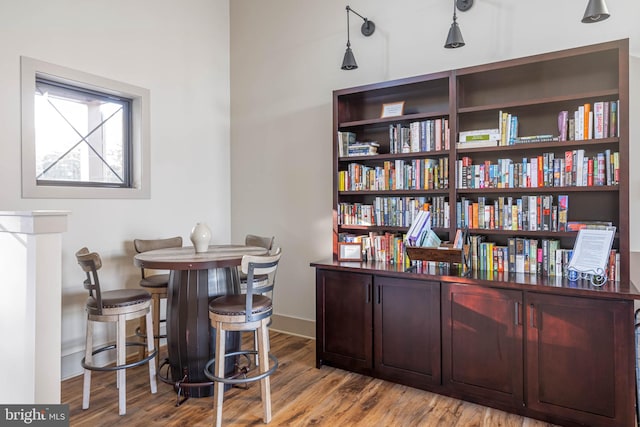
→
(568, 227, 615, 285)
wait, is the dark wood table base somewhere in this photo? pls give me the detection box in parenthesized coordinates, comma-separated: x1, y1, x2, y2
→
(165, 267, 240, 398)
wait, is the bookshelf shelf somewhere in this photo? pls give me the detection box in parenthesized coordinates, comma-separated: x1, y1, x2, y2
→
(339, 110, 450, 128)
(457, 88, 620, 114)
(338, 149, 449, 162)
(456, 137, 618, 154)
(456, 186, 619, 195)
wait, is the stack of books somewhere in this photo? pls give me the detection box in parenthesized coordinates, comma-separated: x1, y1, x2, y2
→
(456, 128, 500, 148)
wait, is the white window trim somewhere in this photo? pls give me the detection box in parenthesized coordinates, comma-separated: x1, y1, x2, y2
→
(21, 56, 150, 199)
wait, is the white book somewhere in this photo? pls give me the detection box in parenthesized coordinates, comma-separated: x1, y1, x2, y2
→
(575, 149, 585, 186)
(578, 106, 584, 140)
(529, 195, 538, 231)
(594, 101, 604, 139)
(588, 111, 593, 139)
(530, 157, 538, 188)
(406, 210, 430, 245)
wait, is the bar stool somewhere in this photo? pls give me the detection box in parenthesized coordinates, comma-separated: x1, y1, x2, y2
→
(133, 236, 182, 369)
(75, 247, 157, 416)
(204, 250, 282, 427)
(239, 234, 274, 292)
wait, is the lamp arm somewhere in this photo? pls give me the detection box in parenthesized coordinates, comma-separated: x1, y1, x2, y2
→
(345, 5, 376, 37)
(346, 5, 368, 23)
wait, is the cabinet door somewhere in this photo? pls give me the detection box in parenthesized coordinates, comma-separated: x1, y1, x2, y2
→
(316, 269, 373, 374)
(442, 283, 524, 407)
(374, 276, 441, 388)
(526, 293, 634, 427)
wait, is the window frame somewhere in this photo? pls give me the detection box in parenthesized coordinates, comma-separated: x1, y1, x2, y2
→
(21, 56, 150, 199)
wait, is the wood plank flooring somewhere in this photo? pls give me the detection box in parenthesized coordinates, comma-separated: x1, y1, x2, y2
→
(61, 331, 558, 426)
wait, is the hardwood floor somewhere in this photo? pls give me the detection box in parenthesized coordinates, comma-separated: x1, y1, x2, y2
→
(61, 331, 558, 426)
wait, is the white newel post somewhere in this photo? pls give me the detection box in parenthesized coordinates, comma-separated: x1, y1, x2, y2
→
(0, 210, 69, 404)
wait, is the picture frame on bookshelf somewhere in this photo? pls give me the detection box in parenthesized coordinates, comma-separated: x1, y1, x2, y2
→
(338, 242, 363, 261)
(381, 101, 405, 118)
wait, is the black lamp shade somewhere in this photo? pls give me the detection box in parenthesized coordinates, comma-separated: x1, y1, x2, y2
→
(445, 22, 465, 48)
(582, 0, 610, 23)
(341, 47, 358, 70)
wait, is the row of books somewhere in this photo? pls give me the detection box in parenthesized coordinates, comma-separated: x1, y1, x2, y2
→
(558, 100, 619, 142)
(389, 119, 450, 154)
(456, 195, 569, 232)
(340, 232, 410, 265)
(338, 196, 450, 228)
(338, 198, 429, 228)
(338, 158, 449, 192)
(468, 235, 620, 281)
(456, 149, 619, 189)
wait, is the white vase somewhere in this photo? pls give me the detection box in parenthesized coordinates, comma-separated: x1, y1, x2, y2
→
(190, 222, 211, 253)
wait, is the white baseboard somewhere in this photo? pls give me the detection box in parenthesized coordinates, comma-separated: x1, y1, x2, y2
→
(270, 314, 315, 340)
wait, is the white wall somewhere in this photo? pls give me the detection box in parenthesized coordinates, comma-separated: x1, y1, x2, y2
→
(0, 0, 230, 379)
(230, 1, 640, 327)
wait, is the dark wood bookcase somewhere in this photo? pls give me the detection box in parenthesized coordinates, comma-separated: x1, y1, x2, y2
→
(333, 39, 629, 284)
(316, 39, 639, 427)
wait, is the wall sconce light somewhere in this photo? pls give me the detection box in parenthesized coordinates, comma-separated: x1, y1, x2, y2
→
(582, 0, 610, 23)
(341, 5, 375, 70)
(445, 0, 473, 49)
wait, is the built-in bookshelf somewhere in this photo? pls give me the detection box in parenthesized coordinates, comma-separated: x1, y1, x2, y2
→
(320, 39, 636, 427)
(333, 39, 629, 283)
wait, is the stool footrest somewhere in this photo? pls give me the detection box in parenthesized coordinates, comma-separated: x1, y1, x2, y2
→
(203, 350, 278, 385)
(135, 325, 167, 340)
(81, 342, 157, 372)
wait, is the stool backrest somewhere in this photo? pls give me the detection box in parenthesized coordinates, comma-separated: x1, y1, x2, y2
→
(245, 234, 274, 251)
(133, 236, 183, 278)
(75, 247, 105, 314)
(241, 248, 282, 322)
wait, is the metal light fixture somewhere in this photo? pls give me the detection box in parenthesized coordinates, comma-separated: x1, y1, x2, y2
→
(582, 0, 610, 23)
(341, 5, 375, 70)
(445, 0, 472, 49)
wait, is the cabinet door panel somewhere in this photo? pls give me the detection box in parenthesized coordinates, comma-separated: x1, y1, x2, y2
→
(442, 283, 524, 406)
(374, 276, 441, 387)
(526, 293, 633, 427)
(316, 269, 372, 373)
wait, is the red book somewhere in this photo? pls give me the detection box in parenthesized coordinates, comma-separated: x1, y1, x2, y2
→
(537, 155, 544, 187)
(564, 151, 573, 186)
(587, 158, 594, 186)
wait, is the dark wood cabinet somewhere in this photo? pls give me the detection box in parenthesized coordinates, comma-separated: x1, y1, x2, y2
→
(316, 271, 442, 385)
(374, 276, 440, 388)
(315, 269, 372, 373)
(442, 283, 524, 407)
(525, 292, 634, 427)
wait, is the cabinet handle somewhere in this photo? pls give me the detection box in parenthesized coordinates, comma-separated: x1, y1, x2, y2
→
(377, 285, 381, 304)
(366, 284, 371, 303)
(514, 301, 520, 326)
(529, 303, 536, 329)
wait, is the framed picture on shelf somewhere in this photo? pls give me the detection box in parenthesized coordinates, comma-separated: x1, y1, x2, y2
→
(381, 101, 405, 118)
(338, 242, 363, 261)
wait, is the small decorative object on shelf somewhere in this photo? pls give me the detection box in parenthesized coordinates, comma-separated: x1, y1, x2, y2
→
(381, 101, 405, 118)
(190, 222, 211, 253)
(338, 242, 363, 261)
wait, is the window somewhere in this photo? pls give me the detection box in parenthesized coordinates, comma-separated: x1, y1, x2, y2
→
(21, 57, 150, 198)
